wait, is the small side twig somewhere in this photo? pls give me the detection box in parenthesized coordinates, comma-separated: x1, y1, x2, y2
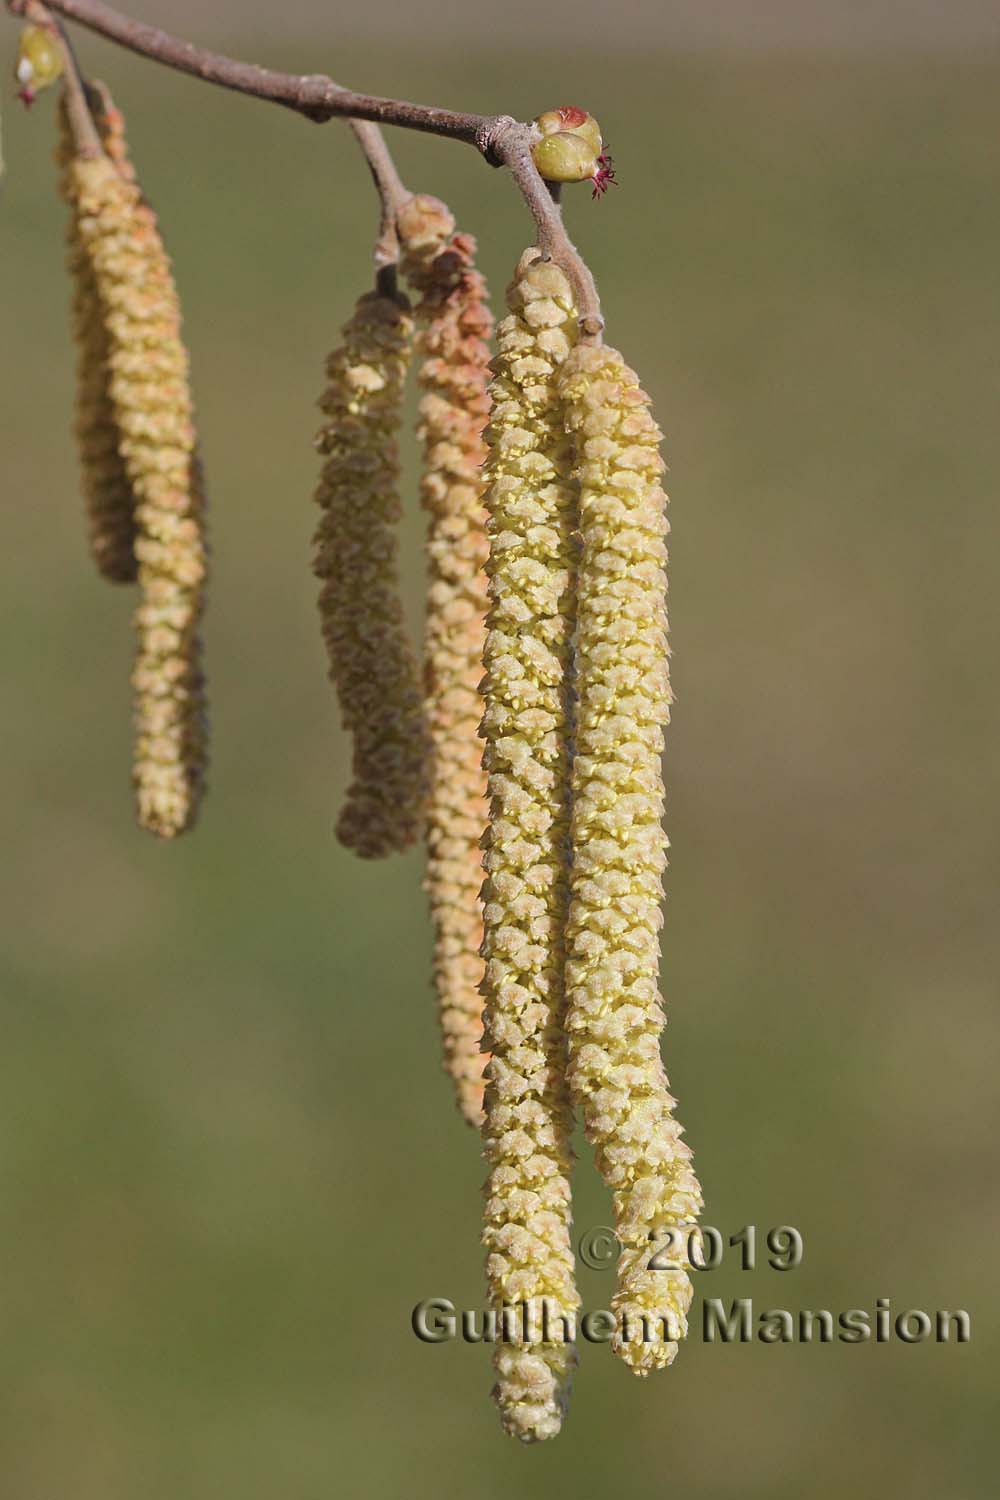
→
(348, 119, 411, 292)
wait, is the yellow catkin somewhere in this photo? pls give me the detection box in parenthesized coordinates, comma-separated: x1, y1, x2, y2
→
(68, 144, 209, 837)
(479, 250, 581, 1442)
(56, 87, 137, 583)
(312, 290, 428, 858)
(398, 195, 493, 1127)
(558, 342, 702, 1375)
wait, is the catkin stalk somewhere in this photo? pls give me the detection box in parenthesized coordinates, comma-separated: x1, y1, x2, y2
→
(67, 134, 208, 838)
(558, 343, 702, 1374)
(479, 250, 580, 1441)
(313, 290, 428, 857)
(84, 80, 137, 184)
(398, 195, 493, 1127)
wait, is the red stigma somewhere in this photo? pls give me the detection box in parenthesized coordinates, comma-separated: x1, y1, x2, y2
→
(17, 84, 36, 109)
(557, 105, 589, 128)
(591, 152, 618, 199)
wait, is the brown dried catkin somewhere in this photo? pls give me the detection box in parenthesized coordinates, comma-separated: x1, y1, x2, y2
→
(398, 195, 493, 1126)
(312, 290, 428, 858)
(66, 129, 209, 837)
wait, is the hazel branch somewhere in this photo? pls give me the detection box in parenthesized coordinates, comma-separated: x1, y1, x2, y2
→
(6, 0, 489, 134)
(4, 0, 603, 333)
(15, 1, 414, 295)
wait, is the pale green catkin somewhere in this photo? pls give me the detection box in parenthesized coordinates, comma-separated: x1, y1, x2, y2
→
(558, 341, 702, 1375)
(479, 250, 581, 1442)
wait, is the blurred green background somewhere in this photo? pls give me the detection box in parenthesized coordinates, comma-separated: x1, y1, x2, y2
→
(1, 9, 997, 1497)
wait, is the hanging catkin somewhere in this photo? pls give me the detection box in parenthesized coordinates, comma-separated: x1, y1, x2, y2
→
(558, 342, 702, 1374)
(55, 86, 137, 583)
(479, 250, 581, 1442)
(398, 195, 493, 1127)
(313, 290, 428, 857)
(65, 115, 209, 838)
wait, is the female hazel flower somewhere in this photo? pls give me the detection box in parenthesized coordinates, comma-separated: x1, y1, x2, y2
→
(15, 24, 63, 107)
(313, 291, 428, 857)
(55, 85, 138, 584)
(479, 250, 581, 1440)
(66, 121, 209, 837)
(530, 107, 616, 199)
(398, 194, 493, 1127)
(558, 342, 702, 1374)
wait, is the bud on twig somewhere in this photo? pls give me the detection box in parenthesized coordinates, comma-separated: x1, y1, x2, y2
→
(15, 24, 63, 106)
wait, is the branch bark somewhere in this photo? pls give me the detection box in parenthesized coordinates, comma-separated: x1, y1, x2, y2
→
(7, 0, 489, 134)
(5, 0, 603, 334)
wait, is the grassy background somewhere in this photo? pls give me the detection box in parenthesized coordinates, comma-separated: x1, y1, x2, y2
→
(1, 31, 997, 1499)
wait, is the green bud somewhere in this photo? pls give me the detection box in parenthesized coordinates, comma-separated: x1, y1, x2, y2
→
(531, 131, 599, 184)
(16, 26, 64, 93)
(534, 106, 603, 158)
